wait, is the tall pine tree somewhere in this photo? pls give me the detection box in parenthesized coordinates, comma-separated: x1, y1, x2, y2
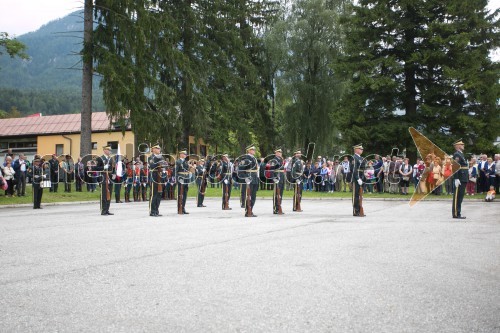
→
(339, 0, 499, 157)
(93, 0, 279, 155)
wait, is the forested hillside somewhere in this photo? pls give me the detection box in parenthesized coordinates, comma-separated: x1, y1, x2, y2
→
(0, 11, 103, 115)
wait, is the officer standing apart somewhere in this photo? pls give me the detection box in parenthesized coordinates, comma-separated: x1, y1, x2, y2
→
(175, 149, 190, 214)
(352, 144, 366, 217)
(196, 159, 206, 207)
(269, 148, 285, 214)
(48, 154, 59, 192)
(95, 145, 114, 215)
(239, 145, 259, 217)
(148, 144, 165, 217)
(32, 157, 45, 209)
(221, 153, 232, 210)
(452, 139, 468, 219)
(291, 149, 304, 212)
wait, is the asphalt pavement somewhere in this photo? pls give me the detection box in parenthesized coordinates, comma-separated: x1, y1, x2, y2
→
(0, 197, 499, 332)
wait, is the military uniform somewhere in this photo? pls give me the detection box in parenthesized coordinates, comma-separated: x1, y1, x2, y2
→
(140, 166, 149, 201)
(132, 162, 142, 201)
(63, 156, 74, 193)
(148, 146, 165, 217)
(195, 160, 206, 207)
(112, 157, 125, 203)
(124, 164, 133, 202)
(291, 151, 304, 212)
(269, 149, 285, 214)
(48, 156, 59, 192)
(352, 144, 366, 217)
(175, 150, 190, 214)
(220, 155, 232, 210)
(452, 140, 468, 219)
(238, 145, 259, 217)
(95, 146, 114, 215)
(32, 159, 44, 209)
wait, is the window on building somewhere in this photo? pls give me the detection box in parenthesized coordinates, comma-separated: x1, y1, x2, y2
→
(199, 145, 207, 157)
(107, 141, 119, 154)
(92, 142, 97, 150)
(55, 144, 64, 156)
(189, 143, 196, 155)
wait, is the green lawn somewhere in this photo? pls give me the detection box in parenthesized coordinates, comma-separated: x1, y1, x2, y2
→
(0, 182, 485, 206)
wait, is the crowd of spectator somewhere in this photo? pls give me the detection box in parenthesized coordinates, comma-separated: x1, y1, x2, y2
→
(1, 149, 499, 202)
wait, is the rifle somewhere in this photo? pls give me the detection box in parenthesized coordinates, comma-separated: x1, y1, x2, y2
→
(105, 172, 111, 201)
(224, 181, 229, 209)
(200, 158, 210, 196)
(276, 184, 283, 214)
(359, 184, 365, 216)
(157, 170, 162, 192)
(245, 179, 252, 216)
(104, 158, 111, 201)
(178, 179, 184, 214)
(295, 182, 302, 212)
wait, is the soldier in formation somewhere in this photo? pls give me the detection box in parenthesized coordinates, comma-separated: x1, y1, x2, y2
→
(352, 144, 366, 217)
(220, 153, 232, 210)
(148, 144, 166, 217)
(95, 145, 114, 215)
(175, 149, 190, 214)
(452, 139, 468, 219)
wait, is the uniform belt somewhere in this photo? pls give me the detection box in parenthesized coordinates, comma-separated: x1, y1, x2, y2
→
(460, 167, 468, 170)
(178, 172, 189, 175)
(275, 170, 285, 173)
(224, 173, 232, 175)
(246, 170, 258, 173)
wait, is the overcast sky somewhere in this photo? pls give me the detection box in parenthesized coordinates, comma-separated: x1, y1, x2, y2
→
(1, 0, 499, 36)
(0, 0, 499, 60)
(0, 0, 81, 36)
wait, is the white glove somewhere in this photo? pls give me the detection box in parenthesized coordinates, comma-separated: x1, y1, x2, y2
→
(111, 175, 116, 180)
(224, 179, 228, 185)
(202, 168, 206, 173)
(357, 179, 363, 185)
(104, 165, 109, 170)
(454, 179, 461, 187)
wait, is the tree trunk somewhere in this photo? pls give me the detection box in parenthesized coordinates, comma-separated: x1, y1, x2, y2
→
(80, 0, 93, 157)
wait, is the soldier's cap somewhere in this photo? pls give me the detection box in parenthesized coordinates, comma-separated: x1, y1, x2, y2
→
(222, 153, 229, 157)
(274, 147, 282, 153)
(134, 161, 141, 165)
(246, 144, 256, 151)
(33, 158, 41, 162)
(151, 144, 161, 150)
(103, 145, 111, 150)
(317, 155, 322, 159)
(294, 149, 302, 155)
(179, 149, 188, 155)
(353, 143, 364, 150)
(453, 139, 465, 146)
(200, 159, 205, 162)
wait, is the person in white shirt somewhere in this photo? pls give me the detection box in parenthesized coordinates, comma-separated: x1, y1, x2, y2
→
(478, 154, 488, 193)
(1, 158, 15, 197)
(341, 156, 352, 192)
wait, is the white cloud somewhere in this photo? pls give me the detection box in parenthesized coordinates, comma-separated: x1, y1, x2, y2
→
(0, 0, 81, 36)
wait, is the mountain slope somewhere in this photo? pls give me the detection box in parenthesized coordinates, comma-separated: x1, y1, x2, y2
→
(0, 11, 94, 90)
(0, 11, 103, 114)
